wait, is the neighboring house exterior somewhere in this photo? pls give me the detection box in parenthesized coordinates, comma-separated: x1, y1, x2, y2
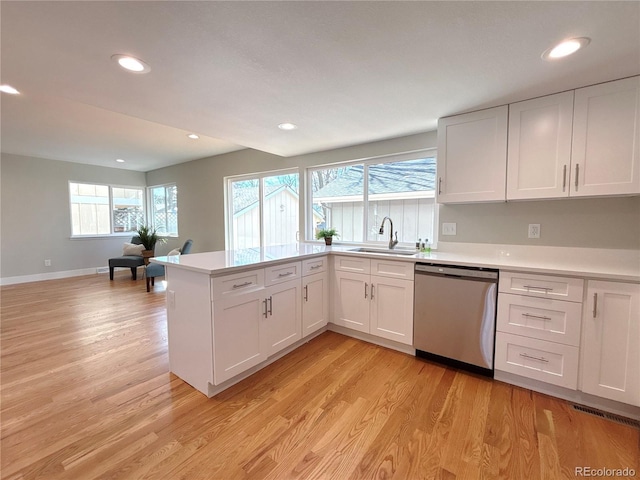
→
(232, 184, 323, 249)
(312, 157, 436, 245)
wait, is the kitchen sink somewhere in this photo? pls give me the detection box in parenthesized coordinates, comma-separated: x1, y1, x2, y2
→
(348, 247, 417, 256)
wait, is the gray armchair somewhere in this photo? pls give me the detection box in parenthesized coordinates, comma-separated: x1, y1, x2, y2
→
(146, 239, 193, 292)
(108, 236, 145, 280)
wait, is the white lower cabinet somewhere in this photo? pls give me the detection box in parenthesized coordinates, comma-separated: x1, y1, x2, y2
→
(581, 281, 640, 406)
(211, 263, 302, 386)
(302, 271, 329, 337)
(213, 289, 267, 385)
(332, 256, 414, 345)
(495, 272, 583, 390)
(264, 279, 302, 357)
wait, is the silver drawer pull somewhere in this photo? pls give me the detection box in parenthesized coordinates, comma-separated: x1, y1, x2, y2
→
(232, 281, 252, 289)
(522, 313, 552, 321)
(310, 264, 322, 270)
(520, 353, 549, 363)
(592, 293, 598, 318)
(523, 285, 553, 292)
(278, 272, 294, 277)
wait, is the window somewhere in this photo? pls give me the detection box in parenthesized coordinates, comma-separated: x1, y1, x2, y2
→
(149, 184, 178, 236)
(308, 151, 437, 247)
(226, 170, 299, 250)
(69, 182, 145, 236)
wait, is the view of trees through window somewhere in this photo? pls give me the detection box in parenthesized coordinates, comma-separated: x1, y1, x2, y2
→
(229, 172, 299, 250)
(309, 154, 437, 246)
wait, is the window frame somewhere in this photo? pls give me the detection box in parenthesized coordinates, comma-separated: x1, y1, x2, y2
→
(147, 183, 179, 237)
(224, 167, 300, 250)
(68, 181, 146, 238)
(305, 149, 439, 248)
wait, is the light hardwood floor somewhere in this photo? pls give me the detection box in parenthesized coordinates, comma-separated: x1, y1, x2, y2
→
(1, 273, 638, 479)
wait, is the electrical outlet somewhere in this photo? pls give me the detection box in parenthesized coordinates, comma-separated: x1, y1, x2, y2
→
(44, 259, 51, 267)
(442, 223, 457, 236)
(528, 224, 541, 239)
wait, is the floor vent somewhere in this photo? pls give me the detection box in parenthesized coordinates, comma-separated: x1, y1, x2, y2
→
(96, 267, 109, 274)
(572, 404, 640, 429)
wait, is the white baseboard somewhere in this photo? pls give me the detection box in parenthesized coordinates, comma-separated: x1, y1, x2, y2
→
(0, 267, 109, 286)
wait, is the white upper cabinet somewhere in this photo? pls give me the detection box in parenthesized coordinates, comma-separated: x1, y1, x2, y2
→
(571, 76, 640, 197)
(437, 106, 508, 203)
(507, 91, 575, 200)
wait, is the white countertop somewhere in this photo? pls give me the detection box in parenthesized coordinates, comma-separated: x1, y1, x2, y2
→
(151, 242, 640, 282)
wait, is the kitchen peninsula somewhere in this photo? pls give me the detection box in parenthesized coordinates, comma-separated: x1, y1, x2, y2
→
(152, 243, 640, 419)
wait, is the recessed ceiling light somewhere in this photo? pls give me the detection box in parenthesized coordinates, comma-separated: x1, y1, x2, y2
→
(542, 37, 590, 60)
(187, 133, 199, 139)
(111, 54, 151, 74)
(278, 123, 298, 130)
(0, 84, 20, 95)
(116, 158, 125, 163)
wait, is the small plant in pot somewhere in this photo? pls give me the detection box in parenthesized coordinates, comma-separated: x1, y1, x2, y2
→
(316, 228, 339, 246)
(136, 225, 167, 264)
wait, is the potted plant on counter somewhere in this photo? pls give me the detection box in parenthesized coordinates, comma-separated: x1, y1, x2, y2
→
(316, 228, 339, 246)
(136, 225, 167, 264)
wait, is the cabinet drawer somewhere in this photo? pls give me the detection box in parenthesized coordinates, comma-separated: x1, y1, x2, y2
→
(497, 293, 582, 346)
(212, 268, 264, 300)
(302, 257, 327, 276)
(495, 332, 579, 389)
(370, 259, 414, 281)
(265, 261, 301, 286)
(499, 271, 584, 302)
(333, 255, 371, 274)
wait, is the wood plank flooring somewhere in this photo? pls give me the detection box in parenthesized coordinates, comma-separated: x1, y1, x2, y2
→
(1, 273, 638, 479)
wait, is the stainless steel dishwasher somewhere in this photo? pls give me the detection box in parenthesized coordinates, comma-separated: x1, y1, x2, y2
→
(413, 263, 498, 377)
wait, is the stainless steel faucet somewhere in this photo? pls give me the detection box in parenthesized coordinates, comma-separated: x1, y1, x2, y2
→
(378, 216, 398, 249)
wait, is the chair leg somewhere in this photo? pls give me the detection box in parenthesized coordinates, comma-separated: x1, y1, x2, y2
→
(109, 267, 114, 280)
(131, 267, 137, 280)
(146, 276, 151, 292)
(151, 277, 155, 286)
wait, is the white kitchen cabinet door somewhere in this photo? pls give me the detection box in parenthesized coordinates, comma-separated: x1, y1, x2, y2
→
(264, 279, 302, 357)
(302, 271, 329, 337)
(333, 270, 370, 333)
(581, 281, 640, 406)
(507, 91, 574, 200)
(370, 276, 414, 345)
(212, 289, 267, 385)
(437, 106, 508, 203)
(571, 76, 640, 197)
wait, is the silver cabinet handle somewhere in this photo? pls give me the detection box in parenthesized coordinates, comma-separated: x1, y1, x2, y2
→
(593, 293, 598, 318)
(520, 353, 549, 363)
(575, 163, 579, 190)
(364, 282, 368, 299)
(438, 177, 443, 195)
(233, 281, 252, 289)
(562, 165, 567, 192)
(371, 284, 375, 299)
(310, 264, 321, 270)
(268, 296, 273, 316)
(263, 299, 268, 318)
(523, 285, 553, 292)
(304, 285, 308, 302)
(522, 313, 552, 321)
(278, 272, 294, 278)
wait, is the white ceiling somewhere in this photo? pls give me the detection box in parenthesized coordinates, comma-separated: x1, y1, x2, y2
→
(1, 1, 639, 172)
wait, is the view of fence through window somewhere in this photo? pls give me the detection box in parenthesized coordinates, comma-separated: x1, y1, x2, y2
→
(150, 185, 178, 235)
(69, 183, 144, 236)
(309, 155, 437, 245)
(229, 172, 299, 250)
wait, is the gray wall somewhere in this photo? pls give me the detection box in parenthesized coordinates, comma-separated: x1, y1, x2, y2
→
(439, 196, 640, 249)
(0, 153, 151, 279)
(2, 128, 639, 280)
